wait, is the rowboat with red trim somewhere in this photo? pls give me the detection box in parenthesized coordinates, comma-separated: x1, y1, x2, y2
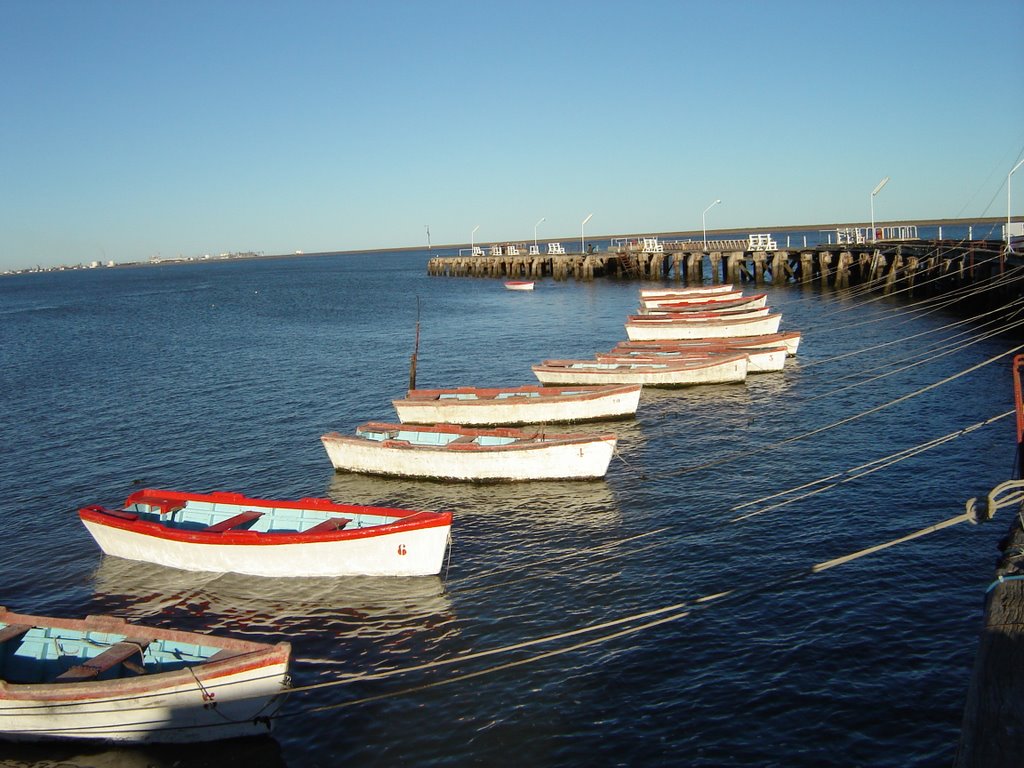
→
(630, 306, 771, 321)
(532, 354, 748, 387)
(640, 291, 744, 309)
(393, 384, 642, 426)
(625, 313, 783, 341)
(639, 293, 768, 313)
(0, 606, 290, 743)
(79, 489, 452, 577)
(321, 422, 617, 481)
(639, 285, 734, 298)
(598, 345, 788, 373)
(504, 281, 535, 291)
(614, 331, 802, 356)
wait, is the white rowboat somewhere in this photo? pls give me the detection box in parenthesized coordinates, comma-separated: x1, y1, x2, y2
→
(321, 423, 617, 481)
(79, 489, 452, 578)
(0, 607, 290, 743)
(599, 346, 787, 373)
(625, 313, 783, 341)
(393, 384, 642, 425)
(532, 354, 748, 387)
(615, 331, 802, 356)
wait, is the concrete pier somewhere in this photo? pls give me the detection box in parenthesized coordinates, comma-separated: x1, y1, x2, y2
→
(428, 239, 1016, 302)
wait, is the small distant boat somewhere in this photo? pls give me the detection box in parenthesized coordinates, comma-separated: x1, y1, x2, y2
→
(598, 346, 788, 374)
(615, 331, 802, 356)
(79, 489, 452, 577)
(504, 281, 535, 291)
(625, 313, 783, 341)
(321, 423, 617, 481)
(393, 384, 642, 426)
(0, 606, 290, 743)
(532, 354, 748, 387)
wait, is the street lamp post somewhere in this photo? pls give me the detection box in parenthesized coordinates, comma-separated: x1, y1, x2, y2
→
(471, 224, 480, 253)
(1008, 159, 1024, 254)
(870, 176, 889, 242)
(702, 199, 721, 249)
(581, 213, 593, 254)
(534, 217, 546, 251)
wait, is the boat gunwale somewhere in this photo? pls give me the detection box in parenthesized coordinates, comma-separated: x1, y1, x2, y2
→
(394, 383, 642, 405)
(326, 424, 617, 453)
(78, 490, 451, 547)
(535, 352, 749, 371)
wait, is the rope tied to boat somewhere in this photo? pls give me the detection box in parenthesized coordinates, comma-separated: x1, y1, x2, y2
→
(964, 478, 1024, 524)
(611, 446, 646, 479)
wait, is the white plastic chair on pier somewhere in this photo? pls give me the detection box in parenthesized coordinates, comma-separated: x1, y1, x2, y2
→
(528, 244, 540, 255)
(472, 246, 485, 256)
(548, 242, 566, 255)
(641, 237, 664, 254)
(490, 245, 503, 256)
(505, 244, 520, 256)
(747, 233, 778, 252)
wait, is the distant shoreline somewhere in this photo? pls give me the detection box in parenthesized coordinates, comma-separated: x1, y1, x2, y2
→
(3, 216, 1008, 276)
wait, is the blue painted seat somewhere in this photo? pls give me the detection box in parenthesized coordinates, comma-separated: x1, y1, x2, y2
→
(56, 638, 153, 682)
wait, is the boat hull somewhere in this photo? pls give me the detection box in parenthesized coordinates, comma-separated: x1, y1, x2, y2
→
(0, 662, 289, 743)
(0, 610, 290, 744)
(639, 285, 734, 297)
(615, 331, 802, 356)
(640, 293, 768, 312)
(321, 432, 616, 481)
(393, 384, 641, 426)
(81, 517, 451, 577)
(625, 314, 783, 341)
(600, 346, 787, 373)
(532, 356, 747, 387)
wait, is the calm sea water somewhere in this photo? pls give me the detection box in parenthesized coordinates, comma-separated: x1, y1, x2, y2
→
(0, 248, 1018, 767)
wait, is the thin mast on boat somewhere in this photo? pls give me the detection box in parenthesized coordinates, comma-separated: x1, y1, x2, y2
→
(409, 297, 420, 390)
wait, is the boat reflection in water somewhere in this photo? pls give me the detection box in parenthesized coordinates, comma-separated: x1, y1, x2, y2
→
(0, 732, 286, 768)
(325, 470, 623, 528)
(88, 555, 456, 675)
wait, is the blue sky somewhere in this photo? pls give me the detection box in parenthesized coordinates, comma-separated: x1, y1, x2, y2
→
(2, 0, 1022, 271)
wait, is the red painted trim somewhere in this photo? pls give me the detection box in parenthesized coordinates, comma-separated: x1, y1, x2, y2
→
(1014, 354, 1024, 446)
(80, 492, 452, 547)
(355, 421, 612, 441)
(397, 384, 641, 404)
(0, 606, 290, 703)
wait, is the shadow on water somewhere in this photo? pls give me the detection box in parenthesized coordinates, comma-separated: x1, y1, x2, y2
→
(0, 735, 286, 768)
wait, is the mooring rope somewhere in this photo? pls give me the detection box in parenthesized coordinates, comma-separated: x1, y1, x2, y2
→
(641, 342, 1024, 480)
(801, 293, 1024, 370)
(452, 412, 1010, 600)
(276, 499, 1002, 717)
(803, 315, 1024, 404)
(729, 411, 1014, 523)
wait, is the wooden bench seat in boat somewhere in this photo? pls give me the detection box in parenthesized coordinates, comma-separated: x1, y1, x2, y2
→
(56, 638, 154, 682)
(204, 510, 263, 532)
(303, 517, 352, 534)
(0, 624, 32, 645)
